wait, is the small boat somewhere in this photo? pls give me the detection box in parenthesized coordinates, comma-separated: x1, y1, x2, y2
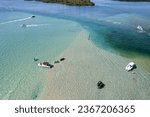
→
(125, 62, 136, 71)
(60, 58, 65, 61)
(137, 25, 144, 32)
(38, 62, 54, 68)
(31, 15, 36, 18)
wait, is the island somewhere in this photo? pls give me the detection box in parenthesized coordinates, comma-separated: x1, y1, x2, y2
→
(114, 0, 150, 2)
(25, 0, 95, 6)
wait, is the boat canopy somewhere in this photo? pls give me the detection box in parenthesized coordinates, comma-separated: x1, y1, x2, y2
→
(43, 62, 49, 65)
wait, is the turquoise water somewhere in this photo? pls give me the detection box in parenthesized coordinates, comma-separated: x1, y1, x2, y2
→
(83, 16, 150, 55)
(0, 0, 150, 99)
(0, 11, 82, 99)
(80, 13, 150, 72)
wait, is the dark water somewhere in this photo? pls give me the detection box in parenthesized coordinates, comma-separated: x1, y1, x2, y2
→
(88, 23, 150, 56)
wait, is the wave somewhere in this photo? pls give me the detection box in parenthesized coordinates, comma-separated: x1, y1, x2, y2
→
(0, 16, 32, 25)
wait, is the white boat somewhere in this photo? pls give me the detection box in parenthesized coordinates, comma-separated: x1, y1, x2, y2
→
(137, 25, 144, 32)
(38, 62, 53, 68)
(125, 62, 136, 71)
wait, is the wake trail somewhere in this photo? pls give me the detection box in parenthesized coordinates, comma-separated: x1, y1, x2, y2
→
(0, 16, 32, 25)
(25, 24, 50, 27)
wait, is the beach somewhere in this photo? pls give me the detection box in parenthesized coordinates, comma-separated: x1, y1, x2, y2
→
(40, 29, 150, 100)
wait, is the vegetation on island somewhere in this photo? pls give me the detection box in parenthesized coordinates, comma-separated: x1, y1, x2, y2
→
(114, 0, 150, 2)
(25, 0, 95, 6)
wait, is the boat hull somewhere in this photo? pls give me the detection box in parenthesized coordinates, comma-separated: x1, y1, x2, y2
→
(38, 63, 50, 68)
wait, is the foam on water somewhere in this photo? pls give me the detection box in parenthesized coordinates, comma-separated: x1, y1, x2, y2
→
(24, 24, 50, 28)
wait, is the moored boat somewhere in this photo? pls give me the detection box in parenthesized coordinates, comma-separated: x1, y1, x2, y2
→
(137, 25, 144, 32)
(125, 62, 136, 71)
(38, 62, 54, 68)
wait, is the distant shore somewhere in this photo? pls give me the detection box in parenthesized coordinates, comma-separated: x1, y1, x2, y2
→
(25, 0, 95, 6)
(114, 0, 150, 2)
(40, 29, 150, 100)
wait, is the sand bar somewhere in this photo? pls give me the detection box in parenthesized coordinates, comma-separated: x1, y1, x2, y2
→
(40, 29, 150, 100)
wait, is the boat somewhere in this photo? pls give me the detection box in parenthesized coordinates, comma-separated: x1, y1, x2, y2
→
(31, 15, 36, 18)
(125, 62, 136, 71)
(38, 62, 54, 68)
(60, 57, 65, 61)
(137, 25, 144, 32)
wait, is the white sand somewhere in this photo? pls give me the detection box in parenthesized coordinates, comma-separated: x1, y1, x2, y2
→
(40, 29, 150, 100)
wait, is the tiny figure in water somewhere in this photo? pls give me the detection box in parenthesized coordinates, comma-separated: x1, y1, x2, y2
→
(33, 57, 39, 61)
(97, 81, 105, 89)
(88, 34, 90, 40)
(54, 60, 59, 64)
(21, 24, 26, 28)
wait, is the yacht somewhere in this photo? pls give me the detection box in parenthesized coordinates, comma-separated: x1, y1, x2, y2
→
(125, 62, 136, 71)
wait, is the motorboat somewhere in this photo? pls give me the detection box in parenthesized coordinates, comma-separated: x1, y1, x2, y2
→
(60, 57, 65, 61)
(38, 62, 53, 68)
(31, 15, 36, 18)
(137, 25, 144, 32)
(125, 62, 136, 71)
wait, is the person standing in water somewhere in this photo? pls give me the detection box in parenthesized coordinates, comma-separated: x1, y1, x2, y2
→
(88, 34, 90, 40)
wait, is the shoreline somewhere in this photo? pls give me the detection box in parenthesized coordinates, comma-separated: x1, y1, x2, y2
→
(114, 0, 150, 2)
(40, 29, 150, 100)
(25, 0, 95, 6)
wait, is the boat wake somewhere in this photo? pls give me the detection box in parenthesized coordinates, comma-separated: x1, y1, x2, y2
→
(25, 24, 49, 28)
(0, 16, 32, 25)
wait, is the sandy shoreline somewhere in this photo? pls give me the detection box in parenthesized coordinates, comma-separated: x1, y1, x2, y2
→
(40, 29, 150, 100)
